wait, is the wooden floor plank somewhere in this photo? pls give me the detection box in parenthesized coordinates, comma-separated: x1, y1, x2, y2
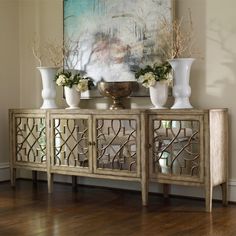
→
(0, 180, 235, 236)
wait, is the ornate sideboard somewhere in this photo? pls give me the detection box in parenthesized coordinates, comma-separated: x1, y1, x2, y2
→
(9, 108, 228, 212)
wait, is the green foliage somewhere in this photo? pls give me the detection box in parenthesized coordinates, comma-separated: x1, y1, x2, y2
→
(135, 61, 172, 81)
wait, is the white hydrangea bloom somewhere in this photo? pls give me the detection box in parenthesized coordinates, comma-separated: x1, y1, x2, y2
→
(138, 75, 145, 84)
(76, 79, 88, 92)
(142, 81, 150, 88)
(143, 72, 156, 88)
(56, 75, 67, 86)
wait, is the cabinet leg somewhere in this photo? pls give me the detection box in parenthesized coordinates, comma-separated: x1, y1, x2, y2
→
(32, 171, 37, 186)
(141, 180, 148, 206)
(163, 184, 170, 198)
(221, 182, 228, 206)
(205, 184, 213, 212)
(141, 158, 148, 206)
(10, 167, 16, 187)
(72, 176, 77, 191)
(47, 173, 54, 194)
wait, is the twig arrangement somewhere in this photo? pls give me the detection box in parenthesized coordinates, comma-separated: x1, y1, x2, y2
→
(62, 38, 81, 69)
(32, 36, 64, 67)
(157, 9, 196, 59)
(32, 35, 82, 69)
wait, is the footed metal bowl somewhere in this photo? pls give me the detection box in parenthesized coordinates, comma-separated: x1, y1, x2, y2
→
(97, 81, 136, 110)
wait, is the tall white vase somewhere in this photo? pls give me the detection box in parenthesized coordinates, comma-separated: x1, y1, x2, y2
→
(37, 67, 59, 109)
(149, 81, 168, 109)
(169, 58, 195, 109)
(64, 85, 81, 109)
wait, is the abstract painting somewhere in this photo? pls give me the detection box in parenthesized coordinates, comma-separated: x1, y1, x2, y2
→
(64, 0, 173, 97)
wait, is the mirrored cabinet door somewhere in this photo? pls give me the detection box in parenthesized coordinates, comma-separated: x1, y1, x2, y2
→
(149, 115, 205, 184)
(50, 114, 93, 173)
(12, 113, 47, 168)
(93, 115, 141, 178)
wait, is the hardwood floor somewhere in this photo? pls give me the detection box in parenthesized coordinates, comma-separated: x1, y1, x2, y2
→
(0, 180, 235, 236)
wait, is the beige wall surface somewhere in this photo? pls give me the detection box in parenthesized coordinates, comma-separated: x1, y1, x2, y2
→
(19, 0, 64, 108)
(2, 0, 236, 197)
(176, 0, 236, 180)
(205, 0, 236, 181)
(0, 0, 20, 165)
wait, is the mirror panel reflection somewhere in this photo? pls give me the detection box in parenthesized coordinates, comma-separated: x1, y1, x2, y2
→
(152, 120, 200, 177)
(53, 118, 89, 168)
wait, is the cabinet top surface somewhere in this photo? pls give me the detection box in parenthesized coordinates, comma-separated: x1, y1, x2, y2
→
(9, 108, 228, 115)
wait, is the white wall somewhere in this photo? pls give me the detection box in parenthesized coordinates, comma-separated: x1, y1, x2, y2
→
(2, 0, 236, 201)
(0, 0, 20, 180)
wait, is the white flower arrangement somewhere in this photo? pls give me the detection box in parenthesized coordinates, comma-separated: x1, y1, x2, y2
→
(55, 70, 94, 92)
(135, 61, 172, 88)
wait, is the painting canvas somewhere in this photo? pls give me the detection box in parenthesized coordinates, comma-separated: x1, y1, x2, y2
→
(63, 0, 173, 97)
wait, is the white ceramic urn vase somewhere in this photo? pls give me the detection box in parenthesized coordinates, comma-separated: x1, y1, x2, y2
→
(168, 58, 195, 109)
(64, 85, 81, 109)
(37, 67, 59, 109)
(149, 81, 168, 109)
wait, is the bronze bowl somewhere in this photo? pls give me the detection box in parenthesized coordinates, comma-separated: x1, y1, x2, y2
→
(97, 81, 136, 110)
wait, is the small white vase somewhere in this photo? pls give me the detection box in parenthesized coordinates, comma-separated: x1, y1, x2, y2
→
(37, 66, 59, 109)
(64, 85, 81, 109)
(169, 58, 195, 109)
(149, 81, 168, 109)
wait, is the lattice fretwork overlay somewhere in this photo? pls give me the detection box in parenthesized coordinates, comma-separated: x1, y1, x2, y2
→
(96, 119, 137, 172)
(152, 120, 200, 177)
(53, 118, 89, 168)
(15, 117, 46, 163)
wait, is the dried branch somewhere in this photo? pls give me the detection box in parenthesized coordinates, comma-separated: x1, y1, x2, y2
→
(32, 34, 82, 69)
(32, 36, 42, 66)
(63, 38, 81, 69)
(32, 36, 64, 67)
(44, 41, 64, 67)
(157, 9, 196, 59)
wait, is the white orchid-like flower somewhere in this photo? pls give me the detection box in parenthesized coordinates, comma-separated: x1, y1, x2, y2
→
(76, 79, 89, 92)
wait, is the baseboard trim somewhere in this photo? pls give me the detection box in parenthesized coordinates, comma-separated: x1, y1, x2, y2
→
(229, 180, 236, 186)
(228, 180, 236, 202)
(0, 163, 10, 181)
